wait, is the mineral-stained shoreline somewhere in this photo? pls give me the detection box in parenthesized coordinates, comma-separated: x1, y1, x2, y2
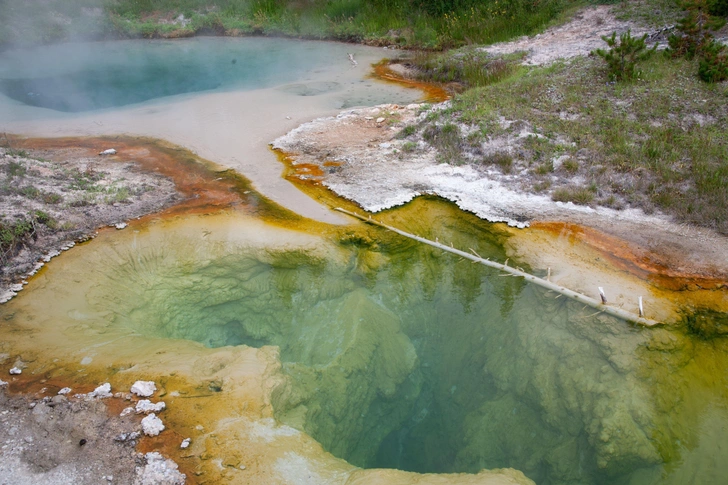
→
(0, 143, 181, 302)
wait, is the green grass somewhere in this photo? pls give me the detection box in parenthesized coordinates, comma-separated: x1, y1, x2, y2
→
(481, 151, 514, 173)
(407, 47, 525, 89)
(423, 122, 465, 164)
(552, 185, 596, 205)
(0, 0, 579, 50)
(422, 53, 728, 233)
(0, 211, 56, 264)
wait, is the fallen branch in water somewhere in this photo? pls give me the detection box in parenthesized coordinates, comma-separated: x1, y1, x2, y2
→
(335, 207, 660, 327)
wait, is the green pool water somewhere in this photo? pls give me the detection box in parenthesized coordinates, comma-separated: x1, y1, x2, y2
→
(3, 200, 726, 485)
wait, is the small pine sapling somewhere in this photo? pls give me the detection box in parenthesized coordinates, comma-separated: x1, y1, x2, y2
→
(698, 39, 728, 82)
(594, 30, 657, 81)
(668, 0, 726, 58)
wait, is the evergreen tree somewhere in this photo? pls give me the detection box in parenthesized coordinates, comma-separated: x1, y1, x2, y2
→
(594, 30, 656, 81)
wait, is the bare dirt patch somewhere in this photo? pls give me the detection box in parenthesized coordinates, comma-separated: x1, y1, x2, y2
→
(0, 379, 185, 485)
(480, 5, 652, 66)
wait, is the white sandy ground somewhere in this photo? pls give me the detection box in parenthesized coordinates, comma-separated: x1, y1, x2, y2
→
(0, 40, 421, 225)
(481, 5, 651, 65)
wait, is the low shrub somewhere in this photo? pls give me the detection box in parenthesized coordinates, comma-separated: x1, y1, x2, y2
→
(594, 30, 656, 81)
(481, 151, 513, 173)
(698, 40, 728, 82)
(552, 186, 595, 205)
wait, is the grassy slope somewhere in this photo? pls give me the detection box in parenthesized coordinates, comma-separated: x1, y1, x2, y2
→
(0, 0, 573, 50)
(403, 1, 728, 234)
(443, 55, 728, 232)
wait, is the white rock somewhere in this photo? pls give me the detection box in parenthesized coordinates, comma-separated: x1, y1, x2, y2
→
(376, 117, 386, 123)
(120, 406, 135, 417)
(130, 381, 156, 397)
(0, 379, 7, 387)
(135, 452, 185, 485)
(141, 413, 165, 437)
(136, 400, 166, 414)
(90, 383, 112, 398)
(99, 148, 117, 155)
(9, 367, 21, 375)
(42, 250, 60, 262)
(115, 223, 128, 230)
(180, 438, 191, 449)
(58, 387, 72, 395)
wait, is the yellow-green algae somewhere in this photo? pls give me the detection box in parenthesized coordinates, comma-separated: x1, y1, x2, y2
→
(0, 195, 727, 485)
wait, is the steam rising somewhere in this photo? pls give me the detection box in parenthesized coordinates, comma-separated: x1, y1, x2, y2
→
(0, 38, 349, 112)
(0, 0, 113, 50)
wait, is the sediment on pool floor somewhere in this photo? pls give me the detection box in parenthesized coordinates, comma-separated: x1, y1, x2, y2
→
(2, 199, 727, 485)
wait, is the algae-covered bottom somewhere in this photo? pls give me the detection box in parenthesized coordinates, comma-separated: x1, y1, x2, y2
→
(1, 199, 727, 485)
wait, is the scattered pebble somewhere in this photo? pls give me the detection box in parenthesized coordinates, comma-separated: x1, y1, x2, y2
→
(135, 400, 166, 414)
(58, 387, 72, 395)
(114, 223, 128, 230)
(131, 381, 156, 397)
(376, 117, 385, 123)
(114, 431, 141, 442)
(141, 413, 165, 437)
(99, 148, 117, 155)
(180, 438, 191, 449)
(9, 367, 21, 375)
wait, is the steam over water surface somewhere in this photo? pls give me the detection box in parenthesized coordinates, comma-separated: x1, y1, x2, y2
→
(0, 39, 727, 485)
(0, 38, 404, 112)
(0, 38, 422, 223)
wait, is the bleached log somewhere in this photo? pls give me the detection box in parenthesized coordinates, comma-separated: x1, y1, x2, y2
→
(335, 208, 660, 327)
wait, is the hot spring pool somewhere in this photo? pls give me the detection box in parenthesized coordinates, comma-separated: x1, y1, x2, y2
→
(0, 38, 727, 485)
(0, 37, 422, 223)
(1, 196, 727, 485)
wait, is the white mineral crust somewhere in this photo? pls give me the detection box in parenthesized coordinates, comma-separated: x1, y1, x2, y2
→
(130, 381, 156, 397)
(136, 400, 166, 414)
(90, 383, 112, 398)
(141, 413, 165, 437)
